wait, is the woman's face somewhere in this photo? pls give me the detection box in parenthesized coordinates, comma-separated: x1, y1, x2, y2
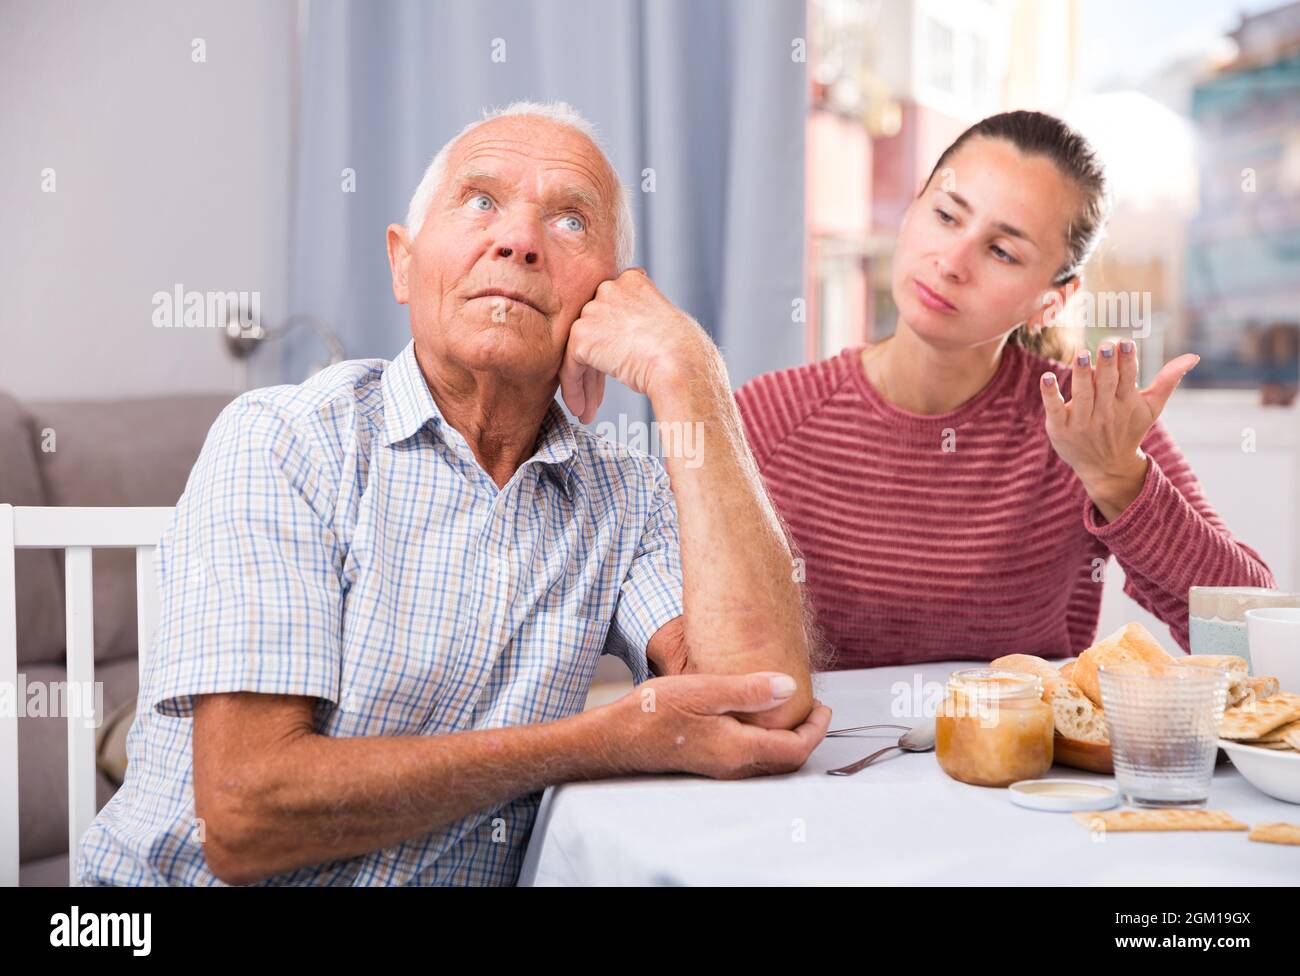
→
(891, 136, 1081, 351)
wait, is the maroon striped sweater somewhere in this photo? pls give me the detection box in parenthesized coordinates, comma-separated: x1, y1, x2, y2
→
(733, 342, 1276, 669)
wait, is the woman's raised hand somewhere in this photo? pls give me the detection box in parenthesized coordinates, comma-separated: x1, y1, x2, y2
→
(1039, 339, 1200, 522)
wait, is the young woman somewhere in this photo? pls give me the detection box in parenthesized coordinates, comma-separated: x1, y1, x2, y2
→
(735, 111, 1275, 669)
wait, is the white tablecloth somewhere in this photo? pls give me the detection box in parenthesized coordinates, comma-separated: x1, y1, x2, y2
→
(519, 662, 1300, 885)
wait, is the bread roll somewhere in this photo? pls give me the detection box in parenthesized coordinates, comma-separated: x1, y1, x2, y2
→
(1073, 622, 1176, 707)
(1176, 654, 1247, 674)
(1248, 675, 1280, 700)
(990, 653, 1109, 744)
(1233, 676, 1281, 712)
(1059, 660, 1077, 682)
(1175, 654, 1250, 707)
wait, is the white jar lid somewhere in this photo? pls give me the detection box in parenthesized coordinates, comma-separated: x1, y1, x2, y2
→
(1008, 779, 1120, 812)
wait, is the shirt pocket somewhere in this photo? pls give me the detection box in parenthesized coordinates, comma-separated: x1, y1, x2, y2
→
(503, 610, 611, 722)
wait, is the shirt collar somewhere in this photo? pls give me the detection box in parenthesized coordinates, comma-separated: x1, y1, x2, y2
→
(381, 339, 579, 498)
(531, 400, 580, 498)
(381, 340, 444, 447)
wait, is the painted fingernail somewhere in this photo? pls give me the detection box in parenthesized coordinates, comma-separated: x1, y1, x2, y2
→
(1100, 343, 1114, 358)
(1121, 340, 1134, 353)
(1042, 373, 1056, 386)
(1077, 351, 1090, 366)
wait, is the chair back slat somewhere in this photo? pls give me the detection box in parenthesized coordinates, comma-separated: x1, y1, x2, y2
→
(0, 505, 21, 887)
(0, 505, 172, 886)
(135, 546, 159, 680)
(64, 546, 98, 886)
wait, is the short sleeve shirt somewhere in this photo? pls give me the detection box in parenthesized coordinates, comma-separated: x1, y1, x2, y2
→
(78, 339, 683, 886)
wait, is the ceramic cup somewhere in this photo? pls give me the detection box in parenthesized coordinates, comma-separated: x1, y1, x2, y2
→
(1246, 607, 1300, 694)
(1189, 587, 1300, 672)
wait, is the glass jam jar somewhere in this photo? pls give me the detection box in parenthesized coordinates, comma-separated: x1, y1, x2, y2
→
(936, 669, 1054, 787)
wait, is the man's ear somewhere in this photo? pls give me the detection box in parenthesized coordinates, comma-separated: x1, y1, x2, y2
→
(1024, 276, 1082, 332)
(386, 224, 412, 305)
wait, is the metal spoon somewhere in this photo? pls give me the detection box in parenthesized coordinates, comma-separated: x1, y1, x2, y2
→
(826, 723, 911, 737)
(826, 720, 936, 776)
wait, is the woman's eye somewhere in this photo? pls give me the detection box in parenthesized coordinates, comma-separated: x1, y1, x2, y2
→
(991, 244, 1017, 264)
(467, 193, 494, 212)
(557, 214, 585, 232)
(934, 208, 955, 224)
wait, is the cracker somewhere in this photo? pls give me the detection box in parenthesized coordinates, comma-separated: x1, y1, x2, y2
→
(1285, 727, 1300, 751)
(1248, 823, 1300, 846)
(1219, 692, 1300, 740)
(1253, 717, 1300, 743)
(1072, 809, 1248, 832)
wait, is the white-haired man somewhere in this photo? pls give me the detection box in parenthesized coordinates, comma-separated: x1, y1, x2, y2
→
(79, 102, 829, 887)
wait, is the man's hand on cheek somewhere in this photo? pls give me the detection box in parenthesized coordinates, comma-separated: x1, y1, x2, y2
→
(558, 268, 717, 423)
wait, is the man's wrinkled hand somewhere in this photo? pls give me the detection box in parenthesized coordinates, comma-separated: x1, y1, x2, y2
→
(607, 672, 831, 780)
(559, 268, 716, 423)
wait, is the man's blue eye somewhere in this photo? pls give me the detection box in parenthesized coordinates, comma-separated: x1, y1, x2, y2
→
(558, 214, 584, 232)
(468, 194, 493, 211)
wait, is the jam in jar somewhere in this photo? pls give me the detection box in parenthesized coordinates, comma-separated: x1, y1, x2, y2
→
(936, 668, 1054, 787)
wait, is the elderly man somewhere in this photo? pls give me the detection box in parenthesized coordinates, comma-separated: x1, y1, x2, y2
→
(78, 101, 828, 886)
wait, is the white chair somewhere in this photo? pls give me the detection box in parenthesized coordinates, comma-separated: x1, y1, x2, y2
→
(0, 504, 174, 886)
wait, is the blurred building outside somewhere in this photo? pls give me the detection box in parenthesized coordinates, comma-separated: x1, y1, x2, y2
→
(806, 0, 1300, 403)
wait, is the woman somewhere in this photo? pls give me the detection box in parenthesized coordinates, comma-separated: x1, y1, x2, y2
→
(734, 110, 1275, 668)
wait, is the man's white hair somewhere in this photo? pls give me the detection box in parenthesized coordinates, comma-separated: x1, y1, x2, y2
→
(404, 100, 635, 271)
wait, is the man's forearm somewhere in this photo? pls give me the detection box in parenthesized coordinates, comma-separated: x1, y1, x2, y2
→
(648, 350, 814, 728)
(205, 702, 631, 884)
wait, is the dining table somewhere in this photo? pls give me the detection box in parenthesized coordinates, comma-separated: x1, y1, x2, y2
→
(518, 660, 1300, 885)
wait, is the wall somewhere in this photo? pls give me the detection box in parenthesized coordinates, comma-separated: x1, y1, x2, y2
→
(0, 0, 295, 402)
(1097, 395, 1299, 647)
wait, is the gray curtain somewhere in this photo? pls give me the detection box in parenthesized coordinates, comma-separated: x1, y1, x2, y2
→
(268, 0, 807, 431)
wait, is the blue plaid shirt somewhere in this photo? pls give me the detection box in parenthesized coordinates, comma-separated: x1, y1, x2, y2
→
(78, 339, 683, 886)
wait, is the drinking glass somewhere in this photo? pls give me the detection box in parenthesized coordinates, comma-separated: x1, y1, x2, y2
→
(1098, 663, 1228, 808)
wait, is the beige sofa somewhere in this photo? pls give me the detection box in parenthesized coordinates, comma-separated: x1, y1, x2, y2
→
(0, 389, 233, 885)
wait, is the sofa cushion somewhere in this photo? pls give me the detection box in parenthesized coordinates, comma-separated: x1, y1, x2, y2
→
(19, 851, 69, 887)
(97, 695, 136, 787)
(26, 393, 233, 663)
(0, 392, 64, 665)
